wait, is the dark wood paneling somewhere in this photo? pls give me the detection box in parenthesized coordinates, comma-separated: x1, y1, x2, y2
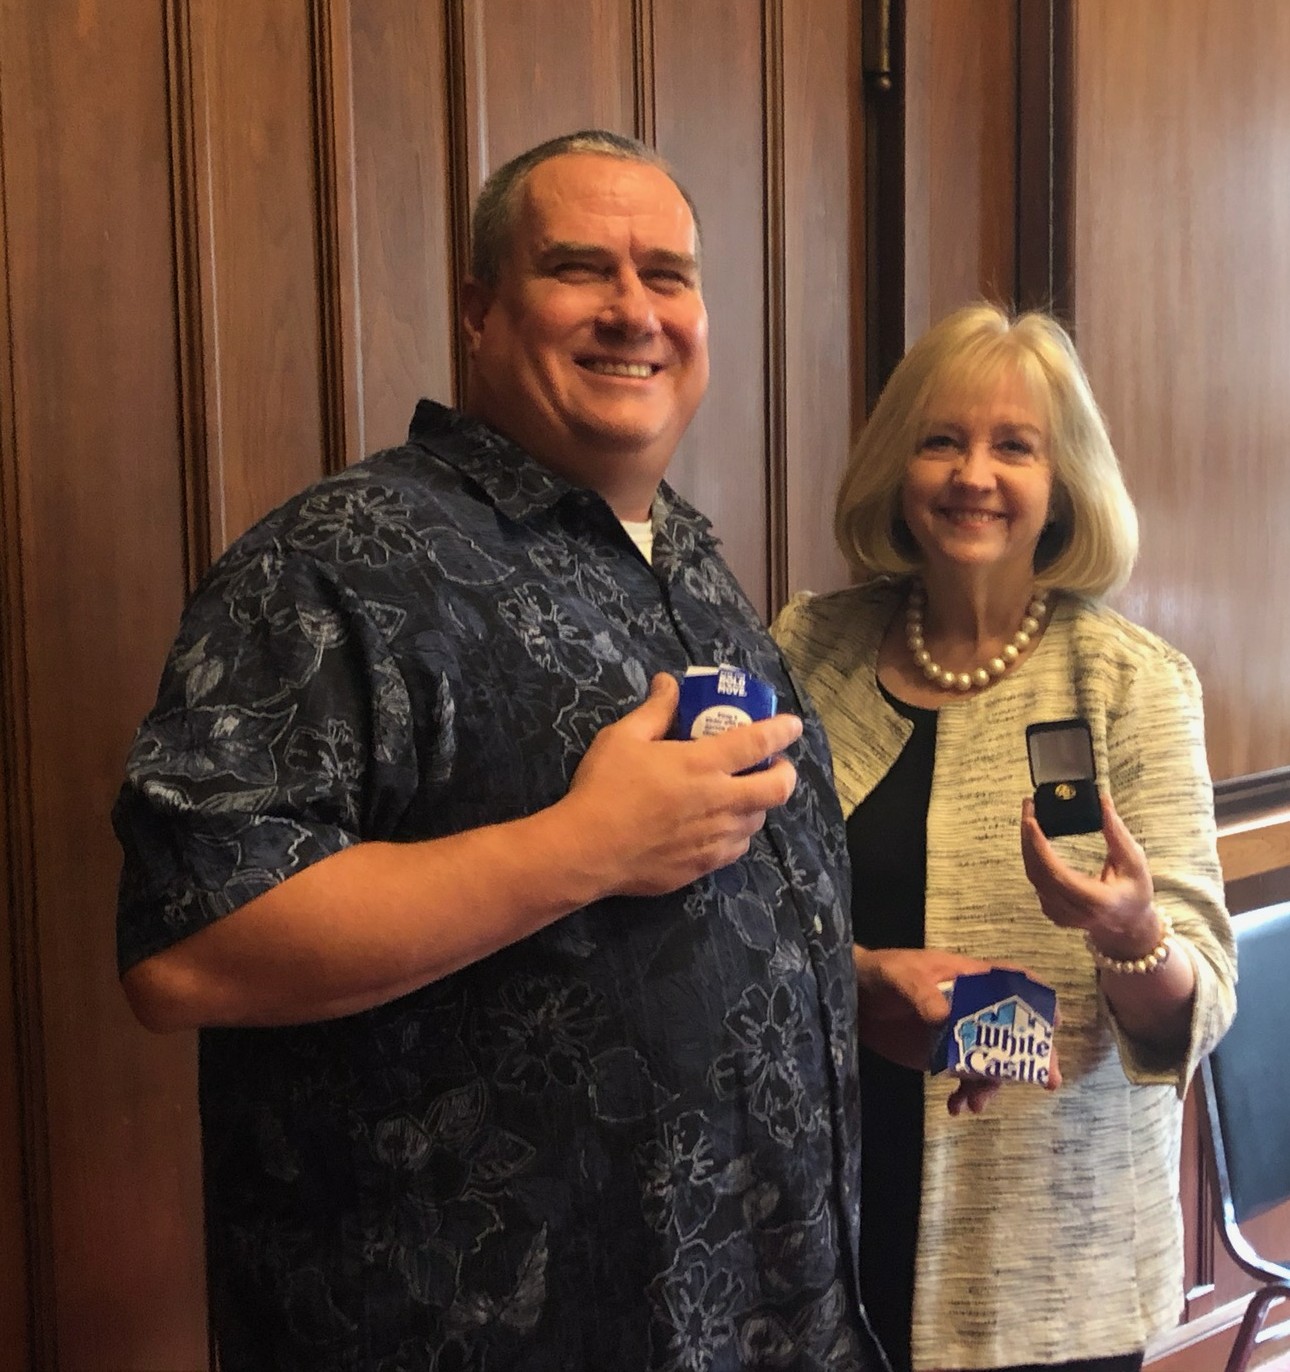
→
(654, 0, 769, 609)
(1016, 0, 1074, 314)
(779, 0, 864, 605)
(0, 22, 35, 1352)
(1217, 786, 1290, 906)
(1084, 1, 1290, 1333)
(1072, 0, 1290, 784)
(904, 0, 1017, 333)
(862, 0, 906, 406)
(1107, 0, 1290, 1292)
(1225, 864, 1290, 917)
(0, 855, 32, 1365)
(466, 0, 636, 184)
(867, 0, 1020, 400)
(342, 0, 457, 455)
(189, 0, 329, 551)
(168, 0, 215, 593)
(0, 731, 33, 1356)
(2, 0, 207, 1364)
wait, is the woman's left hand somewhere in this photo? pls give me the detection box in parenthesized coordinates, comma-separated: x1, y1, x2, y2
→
(1020, 792, 1160, 957)
(1021, 791, 1198, 1048)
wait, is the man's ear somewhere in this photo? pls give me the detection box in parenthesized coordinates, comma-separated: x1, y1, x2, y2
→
(460, 278, 493, 354)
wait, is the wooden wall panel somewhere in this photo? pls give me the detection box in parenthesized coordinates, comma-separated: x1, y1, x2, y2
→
(1073, 9, 1290, 1359)
(0, 805, 31, 1361)
(0, 10, 34, 1354)
(867, 0, 1020, 405)
(1072, 0, 1290, 784)
(466, 0, 636, 182)
(188, 0, 330, 553)
(653, 0, 770, 609)
(0, 927, 29, 1363)
(342, 0, 457, 456)
(780, 0, 865, 603)
(903, 0, 1017, 336)
(0, 134, 33, 1372)
(1, 0, 207, 1364)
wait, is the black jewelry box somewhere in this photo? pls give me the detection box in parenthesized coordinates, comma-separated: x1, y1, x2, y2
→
(1026, 718, 1101, 838)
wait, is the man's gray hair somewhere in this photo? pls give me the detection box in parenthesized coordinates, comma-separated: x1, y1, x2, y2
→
(469, 129, 701, 287)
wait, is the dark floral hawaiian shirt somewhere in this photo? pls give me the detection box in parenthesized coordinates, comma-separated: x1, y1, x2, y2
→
(115, 402, 880, 1372)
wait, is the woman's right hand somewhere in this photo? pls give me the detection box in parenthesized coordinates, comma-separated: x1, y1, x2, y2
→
(852, 945, 1063, 1112)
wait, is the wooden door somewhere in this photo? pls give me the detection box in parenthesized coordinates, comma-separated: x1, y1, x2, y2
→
(0, 1, 866, 1364)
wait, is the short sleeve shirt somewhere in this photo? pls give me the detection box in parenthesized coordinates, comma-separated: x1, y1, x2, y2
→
(114, 402, 876, 1372)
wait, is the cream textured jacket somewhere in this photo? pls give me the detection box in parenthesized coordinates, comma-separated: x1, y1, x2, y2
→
(773, 581, 1237, 1370)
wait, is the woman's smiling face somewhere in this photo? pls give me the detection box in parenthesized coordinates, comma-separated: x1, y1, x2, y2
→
(900, 367, 1054, 582)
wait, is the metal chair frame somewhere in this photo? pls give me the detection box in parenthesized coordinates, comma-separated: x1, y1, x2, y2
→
(1198, 901, 1290, 1372)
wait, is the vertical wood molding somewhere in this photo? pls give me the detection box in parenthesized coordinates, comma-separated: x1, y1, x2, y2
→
(444, 0, 478, 405)
(847, 0, 867, 450)
(454, 0, 490, 191)
(774, 0, 864, 604)
(165, 0, 216, 590)
(166, 0, 247, 573)
(1015, 0, 1073, 320)
(311, 0, 360, 473)
(1185, 1127, 1219, 1313)
(175, 2, 330, 549)
(0, 60, 52, 1364)
(761, 0, 788, 612)
(631, 0, 657, 146)
(863, 0, 906, 408)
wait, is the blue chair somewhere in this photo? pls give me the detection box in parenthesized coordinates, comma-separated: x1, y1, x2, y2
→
(1199, 900, 1290, 1372)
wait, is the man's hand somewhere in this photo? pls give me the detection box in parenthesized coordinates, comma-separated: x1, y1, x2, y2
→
(562, 673, 803, 896)
(122, 672, 805, 1030)
(852, 945, 1062, 1115)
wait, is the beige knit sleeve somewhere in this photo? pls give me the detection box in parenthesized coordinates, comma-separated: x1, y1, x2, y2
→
(1102, 639, 1236, 1094)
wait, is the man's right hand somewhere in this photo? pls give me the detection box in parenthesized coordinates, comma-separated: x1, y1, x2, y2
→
(561, 672, 803, 896)
(122, 671, 805, 1031)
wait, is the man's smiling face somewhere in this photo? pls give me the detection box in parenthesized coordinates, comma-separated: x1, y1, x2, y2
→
(462, 152, 709, 520)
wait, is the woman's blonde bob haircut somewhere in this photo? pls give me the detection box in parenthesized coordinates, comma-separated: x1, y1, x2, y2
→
(835, 303, 1138, 597)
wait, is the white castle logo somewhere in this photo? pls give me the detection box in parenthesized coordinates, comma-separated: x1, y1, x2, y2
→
(953, 994, 1054, 1085)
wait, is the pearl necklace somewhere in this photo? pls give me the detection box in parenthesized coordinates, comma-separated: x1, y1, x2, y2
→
(905, 583, 1048, 692)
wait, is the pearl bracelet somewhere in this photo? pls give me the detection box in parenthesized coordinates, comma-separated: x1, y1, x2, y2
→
(1084, 911, 1174, 975)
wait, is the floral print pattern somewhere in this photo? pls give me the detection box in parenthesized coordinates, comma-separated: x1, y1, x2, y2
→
(115, 402, 877, 1370)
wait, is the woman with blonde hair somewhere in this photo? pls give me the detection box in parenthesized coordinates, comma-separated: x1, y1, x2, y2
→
(774, 303, 1235, 1372)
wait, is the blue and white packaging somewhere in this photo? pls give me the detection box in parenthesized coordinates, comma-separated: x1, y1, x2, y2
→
(931, 968, 1057, 1087)
(673, 665, 777, 769)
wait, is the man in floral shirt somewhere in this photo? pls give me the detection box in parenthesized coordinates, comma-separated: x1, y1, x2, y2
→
(115, 131, 887, 1371)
